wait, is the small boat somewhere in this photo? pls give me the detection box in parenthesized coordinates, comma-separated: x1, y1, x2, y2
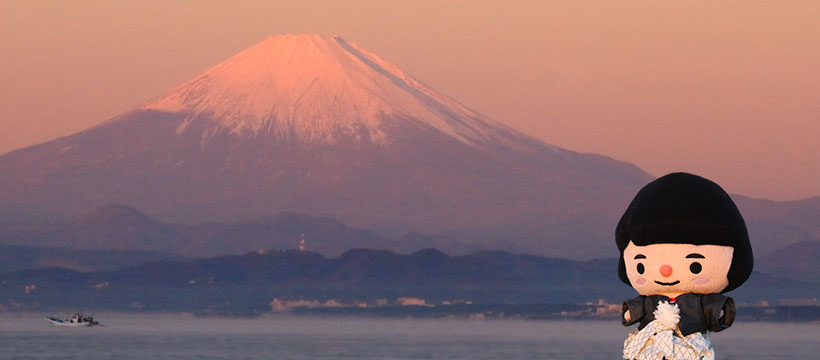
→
(45, 313, 101, 327)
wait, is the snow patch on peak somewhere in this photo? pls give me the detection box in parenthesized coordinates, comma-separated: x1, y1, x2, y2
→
(140, 34, 515, 146)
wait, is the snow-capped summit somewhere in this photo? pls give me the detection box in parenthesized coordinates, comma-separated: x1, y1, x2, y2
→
(142, 34, 503, 145)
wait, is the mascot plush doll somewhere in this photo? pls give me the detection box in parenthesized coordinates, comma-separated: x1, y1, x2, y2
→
(617, 172, 753, 360)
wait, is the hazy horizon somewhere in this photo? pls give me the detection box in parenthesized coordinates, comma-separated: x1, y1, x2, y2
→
(1, 1, 818, 201)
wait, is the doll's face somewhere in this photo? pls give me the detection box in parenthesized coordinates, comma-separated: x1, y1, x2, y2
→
(623, 241, 733, 298)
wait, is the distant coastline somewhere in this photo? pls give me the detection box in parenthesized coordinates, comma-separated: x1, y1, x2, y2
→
(122, 302, 820, 323)
(274, 303, 820, 323)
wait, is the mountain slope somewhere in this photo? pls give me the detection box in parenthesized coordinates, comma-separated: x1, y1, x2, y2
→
(0, 204, 187, 254)
(140, 35, 511, 146)
(0, 244, 187, 274)
(756, 240, 820, 283)
(0, 34, 655, 258)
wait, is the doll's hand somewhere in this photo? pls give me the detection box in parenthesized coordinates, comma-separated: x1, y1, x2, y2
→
(719, 310, 724, 319)
(624, 311, 631, 322)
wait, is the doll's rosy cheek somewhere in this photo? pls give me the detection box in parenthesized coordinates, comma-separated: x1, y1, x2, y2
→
(634, 278, 647, 285)
(692, 277, 710, 285)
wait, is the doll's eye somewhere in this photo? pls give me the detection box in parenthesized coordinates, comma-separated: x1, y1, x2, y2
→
(637, 263, 645, 274)
(689, 262, 702, 274)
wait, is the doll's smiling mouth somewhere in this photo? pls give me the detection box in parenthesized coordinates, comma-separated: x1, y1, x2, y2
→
(654, 280, 681, 286)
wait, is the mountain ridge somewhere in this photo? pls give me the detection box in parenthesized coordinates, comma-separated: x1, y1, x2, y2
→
(0, 204, 497, 257)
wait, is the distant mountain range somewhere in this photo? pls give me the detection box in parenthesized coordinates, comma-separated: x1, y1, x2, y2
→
(2, 199, 817, 263)
(756, 240, 820, 284)
(0, 204, 515, 258)
(1, 247, 816, 313)
(734, 196, 820, 256)
(0, 244, 187, 274)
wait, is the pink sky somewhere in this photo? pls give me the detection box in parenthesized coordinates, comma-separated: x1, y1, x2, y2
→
(1, 1, 818, 201)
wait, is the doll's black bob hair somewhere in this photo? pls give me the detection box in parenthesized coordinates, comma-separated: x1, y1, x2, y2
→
(616, 172, 753, 293)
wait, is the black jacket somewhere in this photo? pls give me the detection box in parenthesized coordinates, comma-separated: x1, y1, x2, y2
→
(622, 293, 735, 336)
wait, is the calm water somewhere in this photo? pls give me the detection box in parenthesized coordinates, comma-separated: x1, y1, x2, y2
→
(1, 313, 818, 359)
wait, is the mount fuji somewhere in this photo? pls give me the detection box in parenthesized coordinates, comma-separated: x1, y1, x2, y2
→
(0, 34, 657, 258)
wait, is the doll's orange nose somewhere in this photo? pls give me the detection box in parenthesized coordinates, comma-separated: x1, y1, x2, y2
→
(659, 264, 673, 277)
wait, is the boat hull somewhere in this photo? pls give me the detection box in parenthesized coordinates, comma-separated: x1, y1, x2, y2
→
(45, 317, 99, 327)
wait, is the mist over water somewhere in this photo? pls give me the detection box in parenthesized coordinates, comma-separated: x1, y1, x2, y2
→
(1, 314, 818, 359)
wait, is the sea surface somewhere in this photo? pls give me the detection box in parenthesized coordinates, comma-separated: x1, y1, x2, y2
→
(1, 313, 818, 359)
